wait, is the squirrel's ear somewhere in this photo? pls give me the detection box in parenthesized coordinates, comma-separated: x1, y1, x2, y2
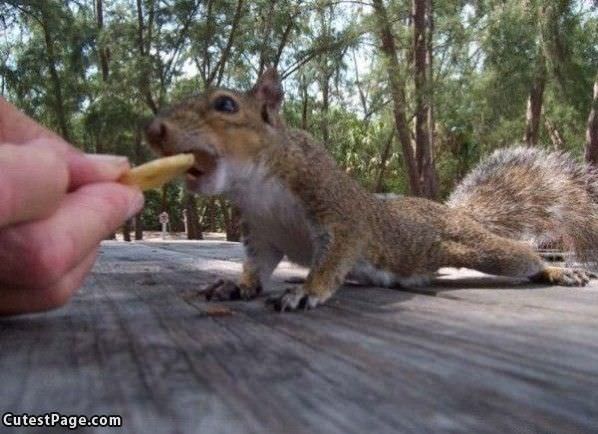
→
(250, 67, 283, 123)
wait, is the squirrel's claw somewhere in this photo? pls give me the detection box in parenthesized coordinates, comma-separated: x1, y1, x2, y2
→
(531, 267, 592, 287)
(556, 268, 591, 286)
(201, 279, 261, 301)
(202, 279, 240, 301)
(565, 269, 591, 286)
(266, 287, 322, 312)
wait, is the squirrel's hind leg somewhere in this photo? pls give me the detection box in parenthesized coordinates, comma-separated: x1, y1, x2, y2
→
(443, 237, 591, 287)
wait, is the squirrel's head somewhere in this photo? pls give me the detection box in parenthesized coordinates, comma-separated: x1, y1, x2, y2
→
(145, 68, 284, 195)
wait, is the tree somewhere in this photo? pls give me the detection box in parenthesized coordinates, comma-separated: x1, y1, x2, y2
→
(372, 0, 421, 196)
(184, 193, 203, 240)
(523, 52, 547, 146)
(1, 0, 595, 227)
(413, 0, 438, 197)
(373, 0, 439, 198)
(586, 74, 598, 165)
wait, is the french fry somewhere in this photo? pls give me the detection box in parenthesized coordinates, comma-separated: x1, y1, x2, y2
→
(119, 154, 195, 191)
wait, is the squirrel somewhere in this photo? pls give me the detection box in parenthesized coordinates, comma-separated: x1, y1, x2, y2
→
(145, 68, 596, 311)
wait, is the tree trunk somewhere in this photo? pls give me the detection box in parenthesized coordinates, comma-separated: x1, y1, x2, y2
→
(160, 185, 169, 214)
(96, 0, 109, 82)
(372, 0, 420, 196)
(426, 0, 439, 197)
(184, 192, 203, 240)
(585, 74, 598, 165)
(300, 75, 309, 130)
(206, 198, 217, 232)
(123, 219, 132, 242)
(228, 207, 242, 242)
(374, 129, 395, 193)
(135, 0, 158, 114)
(523, 53, 547, 146)
(273, 19, 295, 69)
(39, 4, 71, 142)
(212, 0, 244, 86)
(257, 0, 277, 75)
(221, 201, 242, 242)
(320, 72, 330, 147)
(413, 0, 438, 198)
(92, 0, 111, 158)
(134, 215, 143, 240)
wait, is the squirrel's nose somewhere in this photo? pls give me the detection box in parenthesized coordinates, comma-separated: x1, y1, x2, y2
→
(145, 118, 168, 147)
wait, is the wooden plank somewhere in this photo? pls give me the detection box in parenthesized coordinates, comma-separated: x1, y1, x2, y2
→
(0, 242, 597, 434)
(420, 268, 598, 316)
(136, 240, 246, 263)
(92, 242, 598, 432)
(130, 241, 598, 315)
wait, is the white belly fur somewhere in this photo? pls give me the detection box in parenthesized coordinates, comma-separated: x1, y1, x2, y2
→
(349, 260, 432, 288)
(227, 162, 314, 266)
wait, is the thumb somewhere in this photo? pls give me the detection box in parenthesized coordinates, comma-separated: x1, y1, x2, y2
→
(67, 152, 131, 190)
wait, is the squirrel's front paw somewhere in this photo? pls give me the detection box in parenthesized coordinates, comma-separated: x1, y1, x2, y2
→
(201, 279, 261, 301)
(266, 286, 326, 312)
(531, 267, 591, 287)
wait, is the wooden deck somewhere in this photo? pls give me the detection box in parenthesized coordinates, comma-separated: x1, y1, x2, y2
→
(1, 240, 598, 434)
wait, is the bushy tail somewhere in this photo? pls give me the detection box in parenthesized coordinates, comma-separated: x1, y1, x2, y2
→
(446, 146, 598, 269)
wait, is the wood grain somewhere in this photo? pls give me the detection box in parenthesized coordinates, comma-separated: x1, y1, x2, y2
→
(1, 241, 597, 434)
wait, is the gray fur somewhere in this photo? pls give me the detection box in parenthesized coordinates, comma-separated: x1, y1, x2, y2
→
(447, 146, 598, 270)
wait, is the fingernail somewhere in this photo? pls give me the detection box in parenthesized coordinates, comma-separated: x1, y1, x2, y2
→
(85, 154, 130, 168)
(126, 190, 145, 219)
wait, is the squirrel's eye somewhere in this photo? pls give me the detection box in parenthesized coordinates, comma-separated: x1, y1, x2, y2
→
(213, 96, 238, 113)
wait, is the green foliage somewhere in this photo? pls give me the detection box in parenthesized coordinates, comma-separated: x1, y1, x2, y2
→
(0, 0, 596, 218)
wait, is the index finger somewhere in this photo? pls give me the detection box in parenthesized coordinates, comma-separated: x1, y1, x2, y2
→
(1, 98, 133, 189)
(0, 143, 69, 227)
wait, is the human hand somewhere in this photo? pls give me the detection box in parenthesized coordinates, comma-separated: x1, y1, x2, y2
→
(0, 97, 144, 315)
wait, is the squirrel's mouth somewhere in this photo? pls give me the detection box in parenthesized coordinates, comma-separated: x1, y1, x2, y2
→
(186, 149, 218, 180)
(187, 167, 204, 178)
